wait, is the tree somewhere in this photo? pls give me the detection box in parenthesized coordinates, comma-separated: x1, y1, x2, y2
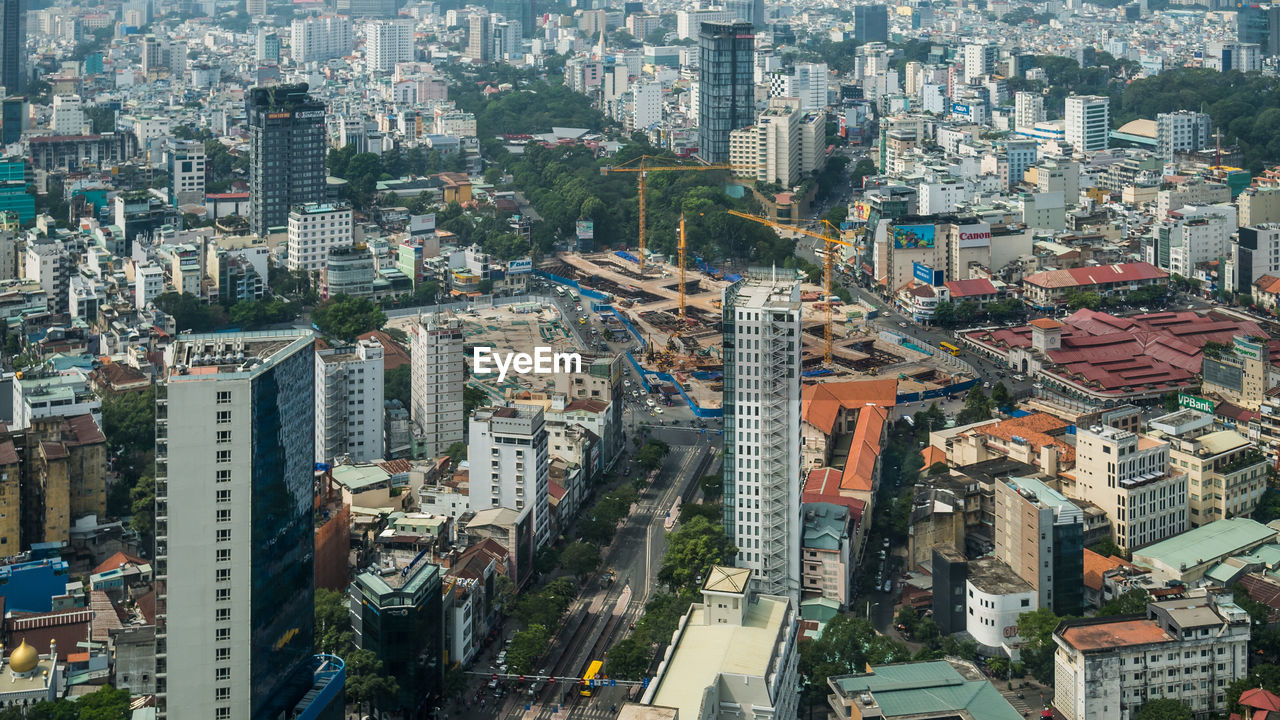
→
(799, 615, 909, 708)
(464, 384, 489, 416)
(445, 441, 467, 461)
(635, 439, 670, 473)
(561, 541, 602, 580)
(606, 636, 651, 679)
(990, 381, 1012, 407)
(1097, 588, 1149, 617)
(657, 515, 736, 593)
(385, 365, 412, 408)
(1088, 538, 1130, 560)
(315, 587, 353, 654)
(699, 474, 723, 500)
(1017, 607, 1066, 682)
(346, 648, 401, 713)
(507, 624, 550, 674)
(1134, 699, 1193, 720)
(1227, 665, 1280, 715)
(955, 387, 993, 425)
(130, 475, 156, 555)
(678, 502, 720, 524)
(155, 291, 228, 332)
(312, 294, 387, 342)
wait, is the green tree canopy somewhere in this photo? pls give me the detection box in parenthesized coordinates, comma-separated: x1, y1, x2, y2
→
(560, 541, 602, 580)
(312, 294, 387, 342)
(657, 515, 736, 593)
(1097, 588, 1149, 617)
(1134, 699, 1193, 720)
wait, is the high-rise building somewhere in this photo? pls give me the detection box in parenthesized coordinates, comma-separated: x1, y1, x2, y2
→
(255, 27, 280, 65)
(51, 95, 88, 135)
(731, 97, 803, 186)
(410, 313, 464, 458)
(0, 0, 26, 94)
(315, 339, 385, 464)
(291, 16, 354, 64)
(365, 19, 414, 74)
(1156, 110, 1212, 163)
(726, 0, 766, 29)
(338, 0, 400, 17)
(676, 9, 735, 39)
(1, 96, 27, 144)
(792, 62, 828, 110)
(165, 139, 206, 206)
(286, 202, 353, 272)
(465, 13, 492, 63)
(348, 557, 442, 701)
(697, 21, 755, 164)
(1070, 425, 1187, 551)
(853, 4, 888, 43)
(994, 476, 1084, 616)
(492, 19, 522, 61)
(155, 330, 318, 720)
(1206, 41, 1262, 72)
(246, 0, 266, 18)
(468, 405, 551, 548)
(1064, 95, 1110, 154)
(1238, 3, 1280, 55)
(1014, 91, 1045, 131)
(962, 43, 996, 83)
(721, 274, 802, 600)
(247, 84, 328, 236)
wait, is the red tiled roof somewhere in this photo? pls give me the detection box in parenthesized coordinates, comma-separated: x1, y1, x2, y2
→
(944, 278, 997, 297)
(1023, 262, 1168, 289)
(358, 330, 410, 371)
(802, 467, 867, 526)
(1240, 688, 1280, 712)
(841, 405, 887, 492)
(91, 551, 148, 576)
(801, 379, 898, 435)
(1256, 275, 1280, 296)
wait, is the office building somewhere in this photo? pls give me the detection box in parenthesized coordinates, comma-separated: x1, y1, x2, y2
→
(1160, 426, 1268, 526)
(1156, 110, 1212, 163)
(315, 339, 385, 464)
(1206, 41, 1261, 72)
(348, 555, 442, 703)
(135, 264, 164, 310)
(410, 313, 464, 458)
(726, 0, 766, 28)
(1, 96, 27, 144)
(155, 330, 318, 720)
(1064, 95, 1110, 154)
(697, 21, 755, 164)
(792, 62, 828, 110)
(1053, 590, 1250, 720)
(492, 20, 521, 61)
(641, 567, 799, 720)
(0, 0, 26, 94)
(255, 28, 280, 65)
(1014, 91, 1045, 131)
(365, 19, 414, 74)
(676, 8, 735, 39)
(1155, 203, 1236, 277)
(465, 13, 491, 63)
(1239, 3, 1280, 55)
(853, 4, 888, 43)
(722, 274, 802, 599)
(286, 203, 353, 272)
(51, 95, 88, 135)
(338, 0, 400, 16)
(963, 43, 996, 83)
(291, 16, 354, 65)
(323, 245, 376, 298)
(995, 476, 1084, 616)
(165, 139, 206, 206)
(247, 85, 328, 237)
(468, 405, 551, 548)
(0, 155, 32, 224)
(1070, 425, 1187, 551)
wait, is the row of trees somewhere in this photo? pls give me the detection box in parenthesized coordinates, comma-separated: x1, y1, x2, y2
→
(153, 292, 299, 333)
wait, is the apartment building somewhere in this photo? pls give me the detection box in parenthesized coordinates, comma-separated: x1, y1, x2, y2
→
(468, 406, 551, 549)
(1069, 425, 1187, 551)
(314, 339, 385, 464)
(286, 203, 353, 273)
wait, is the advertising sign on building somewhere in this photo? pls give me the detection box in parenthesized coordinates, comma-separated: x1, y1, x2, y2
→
(508, 259, 533, 274)
(891, 224, 935, 249)
(1178, 394, 1215, 414)
(576, 221, 594, 240)
(951, 103, 971, 116)
(1233, 336, 1263, 359)
(955, 223, 992, 249)
(913, 261, 939, 285)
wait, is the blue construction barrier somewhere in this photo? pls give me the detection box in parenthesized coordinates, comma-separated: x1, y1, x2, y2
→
(724, 273, 742, 283)
(615, 250, 639, 264)
(896, 377, 978, 404)
(624, 349, 723, 419)
(801, 368, 835, 377)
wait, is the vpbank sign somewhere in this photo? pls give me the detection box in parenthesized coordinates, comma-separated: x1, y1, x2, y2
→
(1178, 393, 1215, 414)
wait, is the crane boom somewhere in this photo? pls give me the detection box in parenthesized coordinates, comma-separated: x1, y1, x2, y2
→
(602, 156, 758, 274)
(725, 210, 855, 363)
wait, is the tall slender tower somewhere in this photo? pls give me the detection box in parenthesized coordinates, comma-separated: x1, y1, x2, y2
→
(698, 20, 755, 164)
(0, 0, 25, 94)
(411, 312, 465, 458)
(154, 330, 318, 719)
(247, 84, 327, 237)
(721, 274, 802, 601)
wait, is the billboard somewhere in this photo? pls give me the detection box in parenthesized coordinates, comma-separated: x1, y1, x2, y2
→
(1178, 394, 1215, 414)
(1233, 336, 1264, 359)
(508, 258, 533, 274)
(576, 221, 594, 240)
(891, 224, 935, 249)
(912, 262, 943, 286)
(951, 102, 971, 116)
(851, 202, 871, 222)
(955, 223, 992, 249)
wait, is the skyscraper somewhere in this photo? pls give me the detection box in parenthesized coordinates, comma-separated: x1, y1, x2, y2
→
(698, 21, 755, 164)
(721, 274, 802, 600)
(155, 330, 318, 719)
(411, 313, 464, 458)
(726, 0, 766, 29)
(853, 4, 888, 43)
(0, 0, 25, 94)
(465, 13, 492, 62)
(247, 84, 327, 237)
(315, 338, 385, 463)
(1064, 94, 1110, 154)
(365, 18, 414, 74)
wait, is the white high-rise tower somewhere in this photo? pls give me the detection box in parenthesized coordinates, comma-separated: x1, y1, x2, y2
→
(411, 313, 464, 458)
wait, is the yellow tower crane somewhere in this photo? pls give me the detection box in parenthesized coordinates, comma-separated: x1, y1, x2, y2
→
(601, 155, 756, 275)
(725, 210, 856, 364)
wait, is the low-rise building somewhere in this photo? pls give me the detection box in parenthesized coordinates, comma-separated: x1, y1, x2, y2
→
(966, 556, 1036, 658)
(1053, 589, 1251, 720)
(642, 566, 799, 720)
(1158, 427, 1268, 526)
(800, 503, 854, 608)
(827, 657, 1023, 720)
(1131, 517, 1279, 585)
(1020, 262, 1168, 309)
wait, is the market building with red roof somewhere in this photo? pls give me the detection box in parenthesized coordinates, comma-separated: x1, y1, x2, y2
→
(1021, 261, 1168, 309)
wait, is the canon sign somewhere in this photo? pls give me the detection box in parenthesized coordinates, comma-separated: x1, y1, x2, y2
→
(956, 224, 992, 249)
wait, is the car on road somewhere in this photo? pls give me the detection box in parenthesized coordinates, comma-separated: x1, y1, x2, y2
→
(898, 322, 907, 328)
(624, 380, 631, 387)
(655, 407, 664, 415)
(883, 580, 893, 593)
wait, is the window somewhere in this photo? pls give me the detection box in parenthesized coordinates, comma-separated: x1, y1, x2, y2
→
(216, 708, 231, 719)
(216, 509, 231, 522)
(216, 548, 231, 562)
(215, 667, 230, 680)
(216, 587, 230, 601)
(216, 410, 231, 424)
(216, 391, 231, 405)
(216, 450, 231, 463)
(216, 608, 230, 621)
(216, 430, 231, 443)
(215, 628, 230, 641)
(216, 469, 231, 483)
(215, 648, 230, 661)
(215, 568, 230, 582)
(217, 529, 231, 542)
(1021, 598, 1030, 607)
(216, 490, 231, 503)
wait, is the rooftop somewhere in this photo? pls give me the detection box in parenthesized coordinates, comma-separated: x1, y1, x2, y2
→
(1002, 476, 1076, 511)
(649, 594, 790, 719)
(164, 329, 313, 380)
(1133, 518, 1278, 572)
(830, 658, 1022, 720)
(967, 556, 1035, 596)
(1058, 618, 1172, 652)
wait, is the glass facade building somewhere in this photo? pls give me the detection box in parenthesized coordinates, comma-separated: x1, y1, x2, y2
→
(247, 84, 327, 236)
(698, 21, 755, 164)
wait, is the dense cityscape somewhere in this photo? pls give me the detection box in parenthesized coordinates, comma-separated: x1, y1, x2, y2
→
(8, 0, 1280, 718)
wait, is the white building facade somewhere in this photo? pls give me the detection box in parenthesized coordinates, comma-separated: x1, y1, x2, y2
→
(410, 313, 464, 458)
(468, 405, 551, 548)
(315, 339, 385, 463)
(286, 203, 353, 273)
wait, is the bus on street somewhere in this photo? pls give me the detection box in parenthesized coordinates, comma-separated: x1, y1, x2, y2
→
(581, 660, 604, 697)
(939, 341, 962, 356)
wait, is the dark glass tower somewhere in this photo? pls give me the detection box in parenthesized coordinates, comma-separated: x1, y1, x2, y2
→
(247, 84, 327, 236)
(853, 5, 888, 43)
(697, 21, 754, 164)
(0, 0, 26, 94)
